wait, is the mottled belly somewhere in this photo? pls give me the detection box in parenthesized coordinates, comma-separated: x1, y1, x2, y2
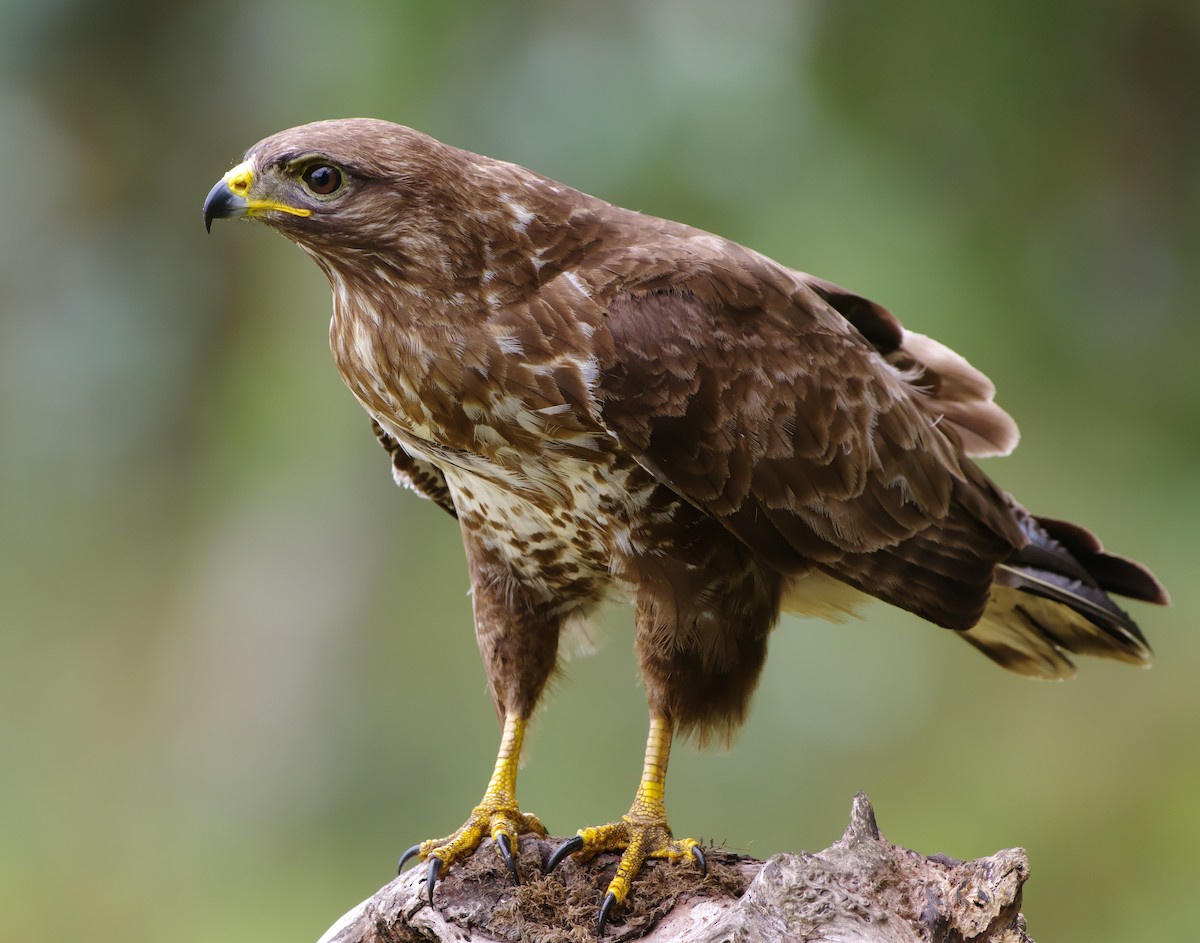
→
(439, 458, 645, 603)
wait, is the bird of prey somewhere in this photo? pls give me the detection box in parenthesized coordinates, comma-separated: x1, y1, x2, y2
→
(204, 118, 1166, 932)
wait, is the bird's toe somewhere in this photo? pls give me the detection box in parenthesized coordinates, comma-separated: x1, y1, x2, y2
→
(545, 816, 707, 933)
(398, 801, 546, 898)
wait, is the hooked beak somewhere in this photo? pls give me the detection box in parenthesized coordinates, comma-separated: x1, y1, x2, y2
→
(203, 160, 312, 232)
(203, 179, 244, 232)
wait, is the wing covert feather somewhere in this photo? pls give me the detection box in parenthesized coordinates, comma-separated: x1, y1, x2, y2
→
(589, 264, 1025, 629)
(595, 283, 969, 556)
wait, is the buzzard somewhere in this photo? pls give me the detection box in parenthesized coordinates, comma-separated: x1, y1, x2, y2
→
(204, 119, 1166, 931)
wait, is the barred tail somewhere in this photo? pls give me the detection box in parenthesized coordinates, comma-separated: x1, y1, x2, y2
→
(962, 514, 1169, 679)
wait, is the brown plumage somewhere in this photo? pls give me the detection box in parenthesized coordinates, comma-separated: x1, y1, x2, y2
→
(203, 118, 1167, 926)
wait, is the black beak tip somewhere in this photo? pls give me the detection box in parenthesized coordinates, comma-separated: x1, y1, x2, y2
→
(203, 178, 241, 233)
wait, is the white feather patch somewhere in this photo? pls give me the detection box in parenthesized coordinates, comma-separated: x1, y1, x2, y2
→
(780, 570, 867, 622)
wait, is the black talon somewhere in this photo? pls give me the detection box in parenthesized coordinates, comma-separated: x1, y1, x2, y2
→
(398, 843, 422, 874)
(691, 844, 708, 877)
(545, 834, 585, 874)
(425, 856, 442, 905)
(597, 892, 617, 935)
(496, 833, 520, 885)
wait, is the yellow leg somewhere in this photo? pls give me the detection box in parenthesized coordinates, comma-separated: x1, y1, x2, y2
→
(399, 714, 546, 899)
(546, 715, 706, 933)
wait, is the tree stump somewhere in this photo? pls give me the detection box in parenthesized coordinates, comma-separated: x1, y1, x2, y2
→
(316, 793, 1033, 943)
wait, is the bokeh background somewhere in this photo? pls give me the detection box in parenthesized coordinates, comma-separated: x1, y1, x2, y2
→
(3, 2, 1197, 940)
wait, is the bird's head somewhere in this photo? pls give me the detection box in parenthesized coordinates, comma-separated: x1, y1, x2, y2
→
(205, 118, 601, 299)
(203, 118, 498, 282)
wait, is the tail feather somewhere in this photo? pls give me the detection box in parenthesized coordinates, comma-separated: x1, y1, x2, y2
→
(961, 509, 1164, 679)
(1033, 515, 1170, 605)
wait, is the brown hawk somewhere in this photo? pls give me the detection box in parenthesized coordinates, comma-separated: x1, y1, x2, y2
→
(203, 118, 1166, 932)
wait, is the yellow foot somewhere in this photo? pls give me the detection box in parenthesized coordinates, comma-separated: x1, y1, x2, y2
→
(399, 799, 546, 901)
(401, 714, 545, 902)
(545, 817, 706, 934)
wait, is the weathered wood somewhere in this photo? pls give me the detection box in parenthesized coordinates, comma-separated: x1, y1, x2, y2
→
(316, 794, 1033, 943)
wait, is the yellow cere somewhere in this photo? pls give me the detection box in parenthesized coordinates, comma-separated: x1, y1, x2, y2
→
(222, 160, 312, 219)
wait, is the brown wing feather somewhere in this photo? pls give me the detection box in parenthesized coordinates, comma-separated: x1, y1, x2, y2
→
(370, 419, 457, 517)
(591, 257, 1026, 630)
(800, 274, 1020, 458)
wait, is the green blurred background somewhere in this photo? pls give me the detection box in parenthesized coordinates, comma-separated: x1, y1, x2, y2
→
(3, 2, 1196, 940)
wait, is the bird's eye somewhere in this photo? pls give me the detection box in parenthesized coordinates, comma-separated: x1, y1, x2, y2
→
(301, 164, 343, 196)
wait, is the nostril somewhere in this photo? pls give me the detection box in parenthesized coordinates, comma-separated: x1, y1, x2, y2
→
(222, 163, 254, 196)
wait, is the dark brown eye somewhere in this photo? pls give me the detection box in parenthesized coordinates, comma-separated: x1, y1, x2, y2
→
(301, 164, 343, 195)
